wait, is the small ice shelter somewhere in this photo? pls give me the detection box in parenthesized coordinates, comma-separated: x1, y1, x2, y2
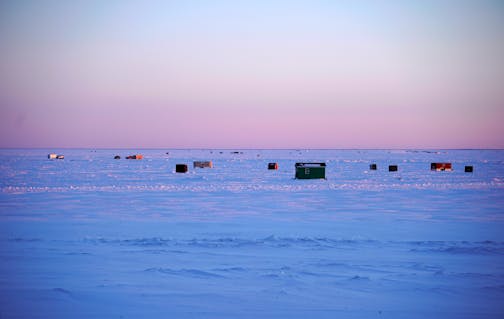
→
(126, 154, 143, 160)
(295, 162, 326, 179)
(176, 164, 188, 173)
(193, 161, 213, 168)
(431, 163, 452, 171)
(48, 153, 64, 160)
(268, 163, 279, 170)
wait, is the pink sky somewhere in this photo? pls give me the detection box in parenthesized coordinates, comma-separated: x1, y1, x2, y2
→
(1, 0, 503, 148)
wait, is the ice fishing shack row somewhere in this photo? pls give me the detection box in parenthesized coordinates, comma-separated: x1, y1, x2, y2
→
(369, 162, 473, 173)
(168, 161, 329, 178)
(171, 161, 474, 179)
(46, 154, 474, 178)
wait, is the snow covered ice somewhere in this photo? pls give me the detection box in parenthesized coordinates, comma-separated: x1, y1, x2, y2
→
(1, 149, 504, 318)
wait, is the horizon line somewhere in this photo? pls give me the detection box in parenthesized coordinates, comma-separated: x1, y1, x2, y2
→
(1, 147, 503, 151)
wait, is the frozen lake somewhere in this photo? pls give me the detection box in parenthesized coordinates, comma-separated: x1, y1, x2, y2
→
(1, 149, 504, 318)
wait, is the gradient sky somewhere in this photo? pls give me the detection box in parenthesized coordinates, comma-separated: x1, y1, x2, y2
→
(1, 0, 503, 148)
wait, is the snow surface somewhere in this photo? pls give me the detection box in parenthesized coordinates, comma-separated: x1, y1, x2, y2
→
(1, 149, 503, 318)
